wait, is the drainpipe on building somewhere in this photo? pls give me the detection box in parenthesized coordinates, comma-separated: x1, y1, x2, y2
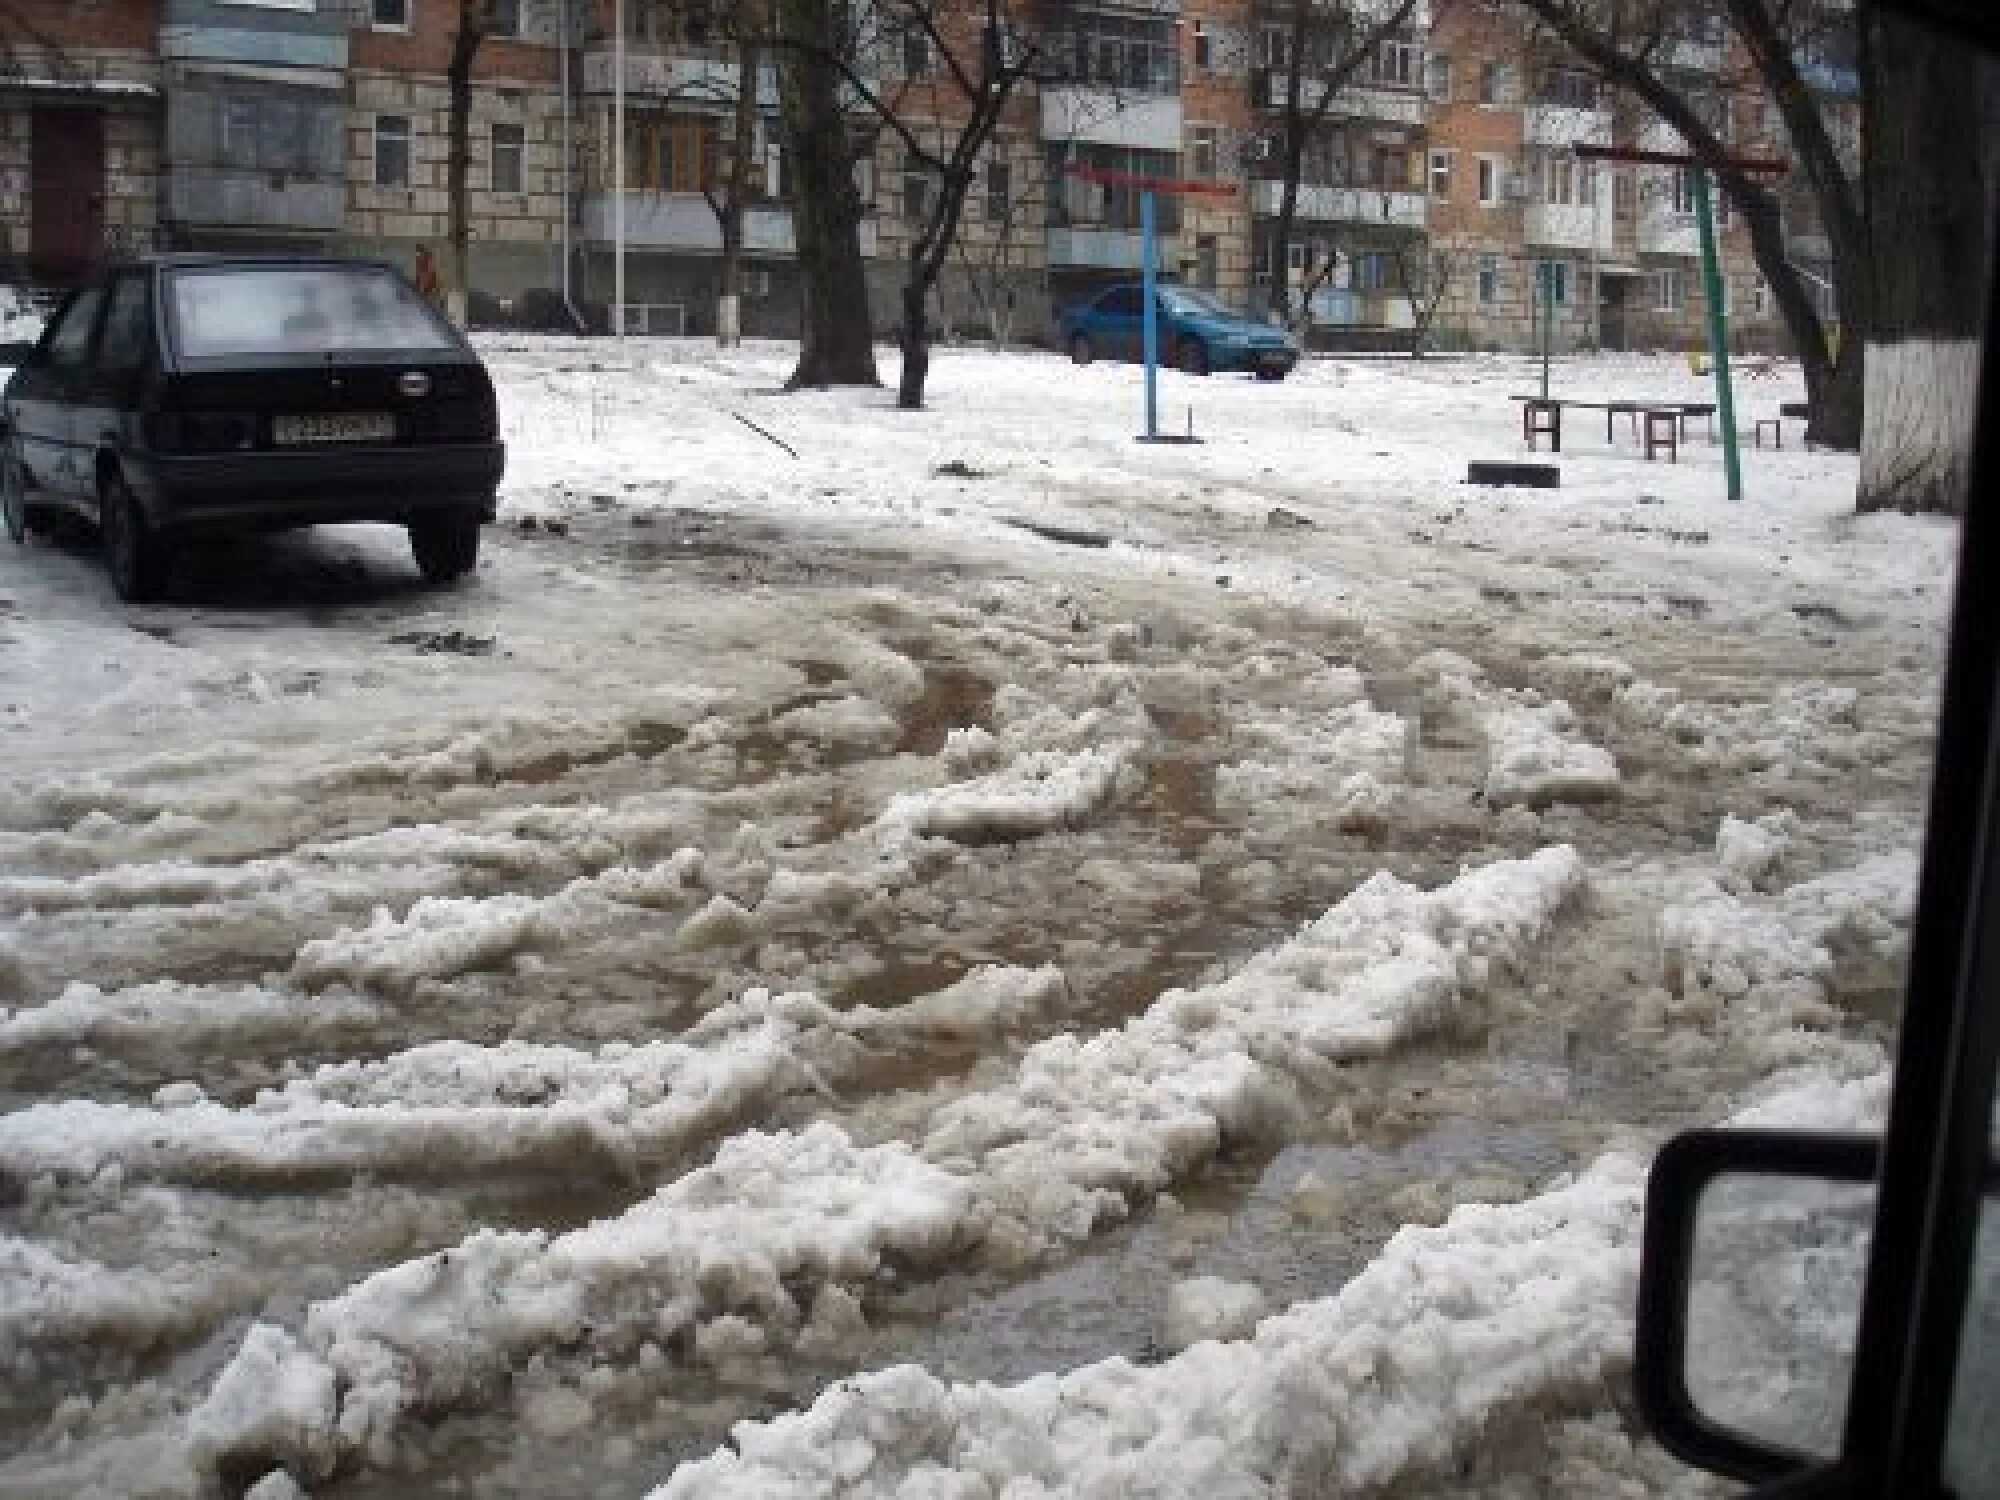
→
(559, 0, 584, 332)
(613, 0, 625, 340)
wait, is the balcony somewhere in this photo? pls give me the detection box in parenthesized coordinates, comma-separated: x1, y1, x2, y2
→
(1250, 179, 1427, 229)
(1522, 104, 1612, 148)
(1637, 204, 1700, 256)
(581, 45, 778, 107)
(1523, 199, 1615, 253)
(1046, 226, 1171, 271)
(579, 192, 877, 257)
(1256, 71, 1424, 127)
(165, 169, 344, 232)
(1041, 87, 1182, 151)
(1660, 37, 1726, 72)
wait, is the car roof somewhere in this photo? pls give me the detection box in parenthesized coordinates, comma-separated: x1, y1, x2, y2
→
(111, 252, 405, 276)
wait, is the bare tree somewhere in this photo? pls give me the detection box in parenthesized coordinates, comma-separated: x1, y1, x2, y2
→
(1388, 239, 1459, 353)
(444, 0, 503, 326)
(769, 0, 880, 387)
(949, 151, 1037, 345)
(1506, 0, 1865, 448)
(1258, 0, 1423, 329)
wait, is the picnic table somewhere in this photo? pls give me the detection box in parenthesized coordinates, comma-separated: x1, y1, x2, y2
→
(1511, 395, 1718, 459)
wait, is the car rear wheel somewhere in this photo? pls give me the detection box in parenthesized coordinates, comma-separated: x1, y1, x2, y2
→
(1069, 334, 1095, 366)
(1177, 340, 1210, 377)
(409, 507, 483, 585)
(100, 469, 171, 603)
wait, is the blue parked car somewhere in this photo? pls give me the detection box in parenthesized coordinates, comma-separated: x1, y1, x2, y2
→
(1060, 283, 1302, 380)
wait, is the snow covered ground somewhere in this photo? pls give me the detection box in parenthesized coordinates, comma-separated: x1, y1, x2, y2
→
(0, 338, 1949, 1498)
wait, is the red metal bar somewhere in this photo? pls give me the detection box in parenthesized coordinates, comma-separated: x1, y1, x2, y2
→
(1060, 162, 1239, 197)
(1572, 143, 1789, 175)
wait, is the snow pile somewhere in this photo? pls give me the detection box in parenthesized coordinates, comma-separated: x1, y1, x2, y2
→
(1659, 849, 1919, 1005)
(649, 1069, 1888, 1500)
(771, 695, 903, 753)
(1481, 698, 1622, 809)
(1716, 810, 1799, 893)
(876, 745, 1136, 845)
(0, 1237, 210, 1351)
(1160, 1276, 1267, 1352)
(197, 1125, 973, 1475)
(1414, 651, 1620, 809)
(0, 978, 377, 1052)
(0, 1022, 806, 1183)
(1614, 677, 1888, 780)
(0, 967, 1067, 1186)
(290, 849, 705, 994)
(1215, 698, 1410, 829)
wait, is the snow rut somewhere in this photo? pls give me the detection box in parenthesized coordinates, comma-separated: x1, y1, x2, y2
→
(183, 847, 1583, 1487)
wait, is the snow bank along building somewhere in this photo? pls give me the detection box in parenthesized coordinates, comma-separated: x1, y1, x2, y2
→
(0, 0, 1855, 352)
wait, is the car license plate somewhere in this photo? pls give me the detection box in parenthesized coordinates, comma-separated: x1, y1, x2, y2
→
(273, 412, 396, 445)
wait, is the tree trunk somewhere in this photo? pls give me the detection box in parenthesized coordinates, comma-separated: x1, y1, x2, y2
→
(717, 36, 758, 348)
(445, 2, 484, 328)
(1857, 6, 2000, 515)
(775, 0, 878, 389)
(896, 276, 929, 409)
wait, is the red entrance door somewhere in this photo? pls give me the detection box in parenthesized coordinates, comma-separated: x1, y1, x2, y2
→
(30, 107, 106, 283)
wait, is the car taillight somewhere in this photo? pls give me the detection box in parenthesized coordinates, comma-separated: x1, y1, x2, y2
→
(150, 412, 258, 454)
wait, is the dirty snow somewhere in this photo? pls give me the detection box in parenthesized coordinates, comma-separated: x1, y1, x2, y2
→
(0, 339, 1950, 1499)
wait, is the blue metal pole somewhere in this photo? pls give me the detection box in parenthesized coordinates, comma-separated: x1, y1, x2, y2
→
(1141, 188, 1159, 440)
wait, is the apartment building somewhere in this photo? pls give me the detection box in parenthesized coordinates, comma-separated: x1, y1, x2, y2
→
(0, 0, 1852, 353)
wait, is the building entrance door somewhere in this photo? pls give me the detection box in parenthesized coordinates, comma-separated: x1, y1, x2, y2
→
(31, 107, 106, 283)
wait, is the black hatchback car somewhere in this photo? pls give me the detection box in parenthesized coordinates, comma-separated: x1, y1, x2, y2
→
(0, 254, 505, 601)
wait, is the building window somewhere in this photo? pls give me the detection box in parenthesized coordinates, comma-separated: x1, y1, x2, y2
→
(1539, 66, 1598, 109)
(374, 114, 411, 188)
(1190, 125, 1220, 180)
(902, 152, 932, 222)
(1478, 60, 1512, 106)
(1355, 250, 1392, 292)
(1655, 267, 1685, 311)
(985, 158, 1010, 220)
(1426, 54, 1452, 101)
(902, 29, 930, 78)
(1257, 24, 1289, 68)
(1477, 254, 1501, 306)
(1052, 11, 1177, 93)
(1429, 148, 1453, 199)
(371, 0, 408, 29)
(1536, 259, 1571, 307)
(219, 96, 261, 166)
(489, 0, 521, 37)
(1476, 154, 1504, 206)
(1370, 37, 1421, 89)
(491, 122, 525, 194)
(1752, 275, 1769, 317)
(629, 114, 717, 192)
(1195, 233, 1218, 288)
(1671, 167, 1697, 215)
(1192, 21, 1212, 70)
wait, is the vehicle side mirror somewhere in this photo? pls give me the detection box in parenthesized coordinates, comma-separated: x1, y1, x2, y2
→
(1635, 1128, 1880, 1486)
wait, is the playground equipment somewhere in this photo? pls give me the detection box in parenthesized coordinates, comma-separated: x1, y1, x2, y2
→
(1061, 161, 1239, 443)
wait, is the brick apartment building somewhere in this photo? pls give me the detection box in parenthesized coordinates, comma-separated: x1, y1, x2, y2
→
(0, 0, 1854, 351)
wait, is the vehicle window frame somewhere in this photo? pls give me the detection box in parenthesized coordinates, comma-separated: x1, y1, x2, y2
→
(94, 271, 157, 383)
(42, 284, 107, 376)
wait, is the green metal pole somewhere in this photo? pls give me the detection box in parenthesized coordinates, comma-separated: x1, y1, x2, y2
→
(1539, 262, 1551, 400)
(1690, 168, 1742, 501)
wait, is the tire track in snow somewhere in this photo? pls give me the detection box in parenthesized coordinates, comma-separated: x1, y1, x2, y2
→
(177, 847, 1584, 1488)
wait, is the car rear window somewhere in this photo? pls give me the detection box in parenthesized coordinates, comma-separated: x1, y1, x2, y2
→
(166, 266, 458, 357)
